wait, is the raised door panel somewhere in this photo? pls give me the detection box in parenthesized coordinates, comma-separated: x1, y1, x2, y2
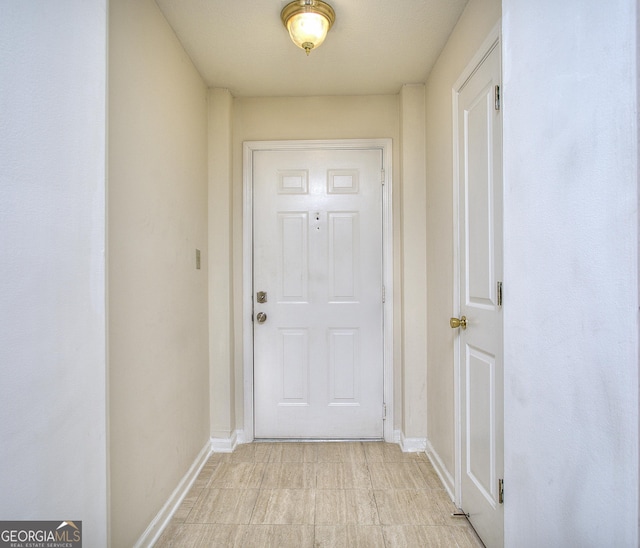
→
(328, 212, 359, 302)
(328, 328, 360, 405)
(465, 345, 497, 504)
(278, 213, 309, 302)
(279, 329, 309, 404)
(465, 84, 497, 310)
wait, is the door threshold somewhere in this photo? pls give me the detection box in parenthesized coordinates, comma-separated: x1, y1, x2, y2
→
(253, 438, 384, 443)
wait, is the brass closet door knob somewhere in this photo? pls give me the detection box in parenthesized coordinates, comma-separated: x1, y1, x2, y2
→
(450, 316, 467, 330)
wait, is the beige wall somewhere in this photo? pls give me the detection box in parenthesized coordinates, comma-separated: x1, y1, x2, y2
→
(424, 0, 501, 487)
(399, 85, 428, 440)
(217, 95, 405, 431)
(208, 89, 236, 440)
(108, 0, 210, 545)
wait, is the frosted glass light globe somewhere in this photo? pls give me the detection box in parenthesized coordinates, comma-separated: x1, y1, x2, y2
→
(281, 1, 335, 55)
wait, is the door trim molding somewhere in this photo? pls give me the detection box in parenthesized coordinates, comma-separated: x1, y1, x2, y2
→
(242, 138, 394, 442)
(451, 22, 501, 508)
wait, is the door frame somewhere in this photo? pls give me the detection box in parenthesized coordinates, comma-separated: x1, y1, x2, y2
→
(242, 139, 394, 442)
(452, 23, 502, 507)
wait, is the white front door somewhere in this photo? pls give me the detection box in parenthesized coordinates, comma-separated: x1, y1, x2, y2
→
(253, 147, 384, 439)
(454, 41, 504, 546)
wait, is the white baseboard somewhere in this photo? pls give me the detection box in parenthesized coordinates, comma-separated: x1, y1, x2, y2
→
(399, 432, 427, 453)
(425, 438, 456, 501)
(393, 429, 402, 444)
(133, 441, 211, 548)
(210, 429, 244, 453)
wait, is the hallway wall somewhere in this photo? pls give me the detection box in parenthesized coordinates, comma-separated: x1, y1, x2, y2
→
(399, 84, 428, 441)
(502, 0, 639, 544)
(424, 0, 501, 492)
(108, 0, 209, 545)
(225, 95, 405, 434)
(0, 2, 108, 546)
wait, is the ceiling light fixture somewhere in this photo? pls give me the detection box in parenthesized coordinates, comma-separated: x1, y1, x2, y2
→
(281, 0, 336, 56)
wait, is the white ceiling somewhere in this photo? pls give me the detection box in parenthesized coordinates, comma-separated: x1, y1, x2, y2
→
(155, 0, 469, 97)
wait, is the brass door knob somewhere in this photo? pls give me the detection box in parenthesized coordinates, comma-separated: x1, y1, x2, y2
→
(450, 316, 467, 330)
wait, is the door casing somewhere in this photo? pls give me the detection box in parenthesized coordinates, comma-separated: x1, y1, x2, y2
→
(243, 139, 394, 442)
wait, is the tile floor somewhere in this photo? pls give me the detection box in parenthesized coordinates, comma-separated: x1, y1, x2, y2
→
(155, 441, 484, 547)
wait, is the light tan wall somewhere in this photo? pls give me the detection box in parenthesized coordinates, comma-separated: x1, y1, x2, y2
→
(399, 85, 428, 440)
(108, 0, 209, 545)
(209, 89, 236, 440)
(229, 95, 403, 429)
(424, 0, 501, 482)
